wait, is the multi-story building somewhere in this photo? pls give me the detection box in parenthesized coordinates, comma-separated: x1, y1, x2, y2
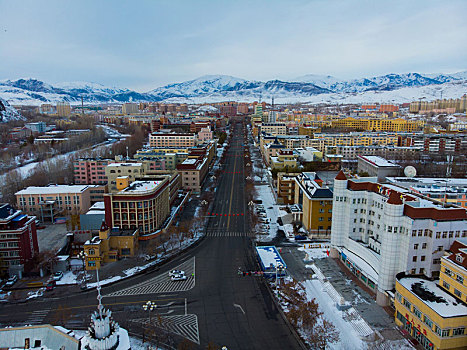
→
(331, 171, 467, 305)
(15, 184, 96, 221)
(74, 159, 109, 185)
(357, 155, 401, 182)
(0, 204, 38, 276)
(313, 132, 399, 150)
(399, 134, 467, 154)
(24, 122, 47, 134)
(260, 123, 287, 136)
(198, 126, 213, 141)
(277, 173, 298, 205)
(149, 133, 197, 148)
(325, 145, 422, 162)
(122, 103, 139, 115)
(83, 221, 139, 270)
(56, 102, 71, 117)
(103, 178, 170, 236)
(331, 117, 423, 132)
(294, 172, 333, 235)
(177, 156, 209, 193)
(270, 149, 298, 169)
(135, 148, 188, 170)
(440, 239, 467, 303)
(386, 177, 467, 209)
(394, 272, 467, 350)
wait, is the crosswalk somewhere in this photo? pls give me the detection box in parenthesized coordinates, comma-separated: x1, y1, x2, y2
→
(25, 309, 50, 325)
(104, 257, 195, 297)
(206, 230, 255, 237)
(133, 313, 199, 344)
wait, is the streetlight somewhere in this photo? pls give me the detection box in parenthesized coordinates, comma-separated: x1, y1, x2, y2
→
(276, 263, 284, 291)
(143, 300, 157, 325)
(78, 251, 88, 288)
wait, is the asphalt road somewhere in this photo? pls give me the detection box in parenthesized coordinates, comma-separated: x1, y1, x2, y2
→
(0, 118, 301, 350)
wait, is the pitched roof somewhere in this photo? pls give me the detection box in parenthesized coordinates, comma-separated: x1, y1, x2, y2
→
(335, 170, 347, 180)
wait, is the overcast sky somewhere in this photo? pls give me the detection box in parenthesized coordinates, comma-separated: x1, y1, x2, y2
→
(0, 0, 466, 91)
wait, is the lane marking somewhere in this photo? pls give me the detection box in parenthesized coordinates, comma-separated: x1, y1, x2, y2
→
(233, 303, 245, 315)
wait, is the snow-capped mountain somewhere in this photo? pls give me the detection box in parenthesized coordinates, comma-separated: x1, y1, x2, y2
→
(0, 71, 465, 106)
(0, 97, 24, 122)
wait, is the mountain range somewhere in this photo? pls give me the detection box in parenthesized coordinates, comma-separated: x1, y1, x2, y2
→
(0, 71, 466, 106)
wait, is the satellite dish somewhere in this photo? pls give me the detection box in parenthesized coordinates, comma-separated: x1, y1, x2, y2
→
(404, 166, 417, 178)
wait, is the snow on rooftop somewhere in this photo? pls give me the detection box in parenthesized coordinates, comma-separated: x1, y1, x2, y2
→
(182, 158, 197, 165)
(15, 184, 90, 195)
(120, 180, 161, 193)
(398, 277, 467, 318)
(89, 201, 105, 210)
(107, 162, 142, 167)
(256, 246, 286, 269)
(359, 155, 399, 168)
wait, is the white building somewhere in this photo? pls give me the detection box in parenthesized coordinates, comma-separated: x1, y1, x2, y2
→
(331, 170, 467, 306)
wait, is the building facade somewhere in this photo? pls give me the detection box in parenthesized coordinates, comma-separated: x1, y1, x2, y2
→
(331, 171, 467, 305)
(0, 204, 38, 276)
(149, 133, 196, 148)
(103, 179, 170, 236)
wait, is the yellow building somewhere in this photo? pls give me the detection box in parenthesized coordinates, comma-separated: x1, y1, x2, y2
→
(84, 221, 139, 270)
(270, 149, 298, 169)
(331, 117, 424, 132)
(294, 172, 333, 235)
(439, 240, 467, 304)
(395, 272, 467, 350)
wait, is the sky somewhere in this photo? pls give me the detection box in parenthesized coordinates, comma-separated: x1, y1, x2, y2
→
(0, 0, 466, 91)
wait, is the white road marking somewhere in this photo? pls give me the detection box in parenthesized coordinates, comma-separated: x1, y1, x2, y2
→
(233, 303, 245, 315)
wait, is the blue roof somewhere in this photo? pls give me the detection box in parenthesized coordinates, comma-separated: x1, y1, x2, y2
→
(12, 214, 27, 222)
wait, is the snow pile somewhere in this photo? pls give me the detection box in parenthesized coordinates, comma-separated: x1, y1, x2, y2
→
(56, 271, 79, 285)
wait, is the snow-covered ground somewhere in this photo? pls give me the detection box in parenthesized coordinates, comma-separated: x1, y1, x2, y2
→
(56, 271, 79, 285)
(254, 184, 287, 242)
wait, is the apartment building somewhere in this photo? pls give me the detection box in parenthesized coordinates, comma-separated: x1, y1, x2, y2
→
(176, 156, 209, 193)
(331, 117, 423, 132)
(135, 148, 188, 170)
(400, 134, 467, 154)
(325, 145, 422, 161)
(103, 178, 170, 236)
(409, 95, 467, 113)
(198, 126, 213, 141)
(74, 159, 109, 185)
(294, 172, 333, 235)
(56, 102, 71, 117)
(149, 133, 197, 148)
(0, 204, 38, 276)
(122, 103, 138, 115)
(15, 184, 96, 221)
(277, 173, 298, 205)
(260, 123, 287, 136)
(331, 171, 467, 305)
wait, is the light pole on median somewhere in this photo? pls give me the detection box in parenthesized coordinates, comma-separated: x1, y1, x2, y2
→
(143, 300, 157, 325)
(77, 250, 88, 288)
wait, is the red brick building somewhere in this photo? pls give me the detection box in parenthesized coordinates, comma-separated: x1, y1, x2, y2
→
(0, 204, 38, 276)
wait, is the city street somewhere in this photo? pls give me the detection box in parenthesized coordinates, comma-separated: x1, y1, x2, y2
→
(0, 118, 301, 350)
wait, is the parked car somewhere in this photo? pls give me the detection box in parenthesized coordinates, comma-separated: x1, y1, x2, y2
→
(53, 271, 63, 281)
(258, 213, 267, 218)
(5, 275, 18, 287)
(46, 280, 56, 291)
(171, 273, 187, 281)
(169, 269, 185, 277)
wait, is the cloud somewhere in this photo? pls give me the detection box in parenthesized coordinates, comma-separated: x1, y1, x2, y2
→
(0, 0, 465, 91)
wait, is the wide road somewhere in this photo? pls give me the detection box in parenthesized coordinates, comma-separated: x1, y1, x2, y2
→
(0, 118, 301, 350)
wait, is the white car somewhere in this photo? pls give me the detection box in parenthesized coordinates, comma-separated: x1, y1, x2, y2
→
(171, 274, 187, 281)
(169, 269, 185, 277)
(5, 275, 18, 287)
(53, 271, 63, 281)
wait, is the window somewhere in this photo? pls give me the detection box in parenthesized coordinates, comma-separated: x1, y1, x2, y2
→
(442, 281, 450, 290)
(444, 267, 452, 276)
(456, 274, 464, 284)
(421, 256, 425, 262)
(88, 261, 96, 267)
(422, 243, 427, 249)
(441, 329, 450, 337)
(403, 298, 411, 310)
(395, 292, 402, 303)
(454, 289, 462, 298)
(456, 254, 464, 263)
(453, 327, 465, 336)
(413, 307, 422, 319)
(412, 256, 417, 262)
(423, 315, 433, 328)
(414, 244, 418, 250)
(433, 258, 440, 264)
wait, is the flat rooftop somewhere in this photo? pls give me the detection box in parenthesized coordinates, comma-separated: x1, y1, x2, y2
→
(120, 180, 162, 194)
(16, 184, 90, 195)
(359, 155, 400, 168)
(107, 162, 142, 167)
(398, 276, 467, 318)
